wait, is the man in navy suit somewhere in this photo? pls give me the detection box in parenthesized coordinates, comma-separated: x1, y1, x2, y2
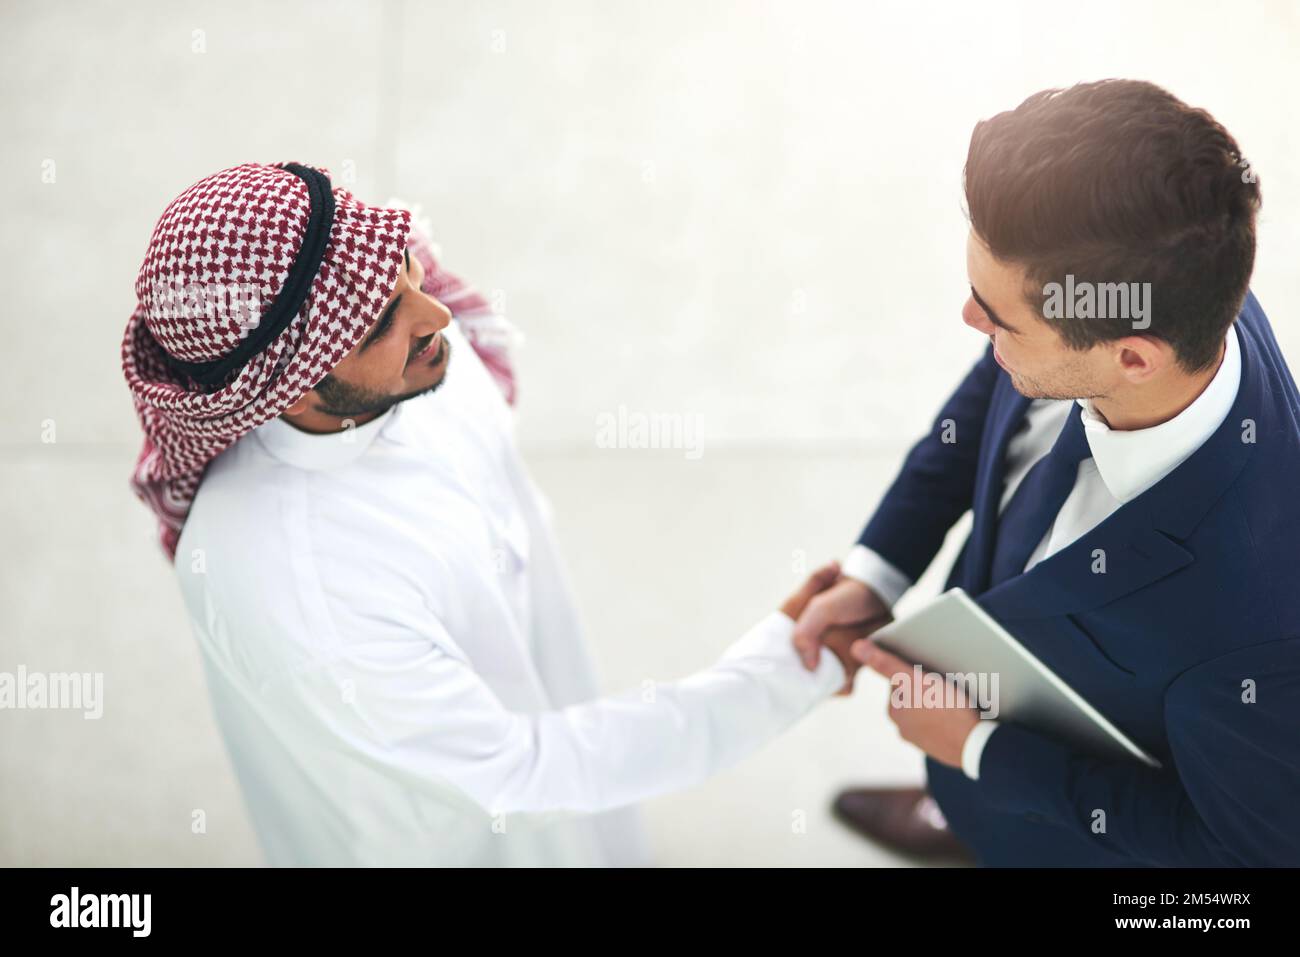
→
(793, 79, 1300, 866)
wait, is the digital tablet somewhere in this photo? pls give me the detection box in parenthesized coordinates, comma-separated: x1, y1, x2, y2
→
(870, 588, 1160, 767)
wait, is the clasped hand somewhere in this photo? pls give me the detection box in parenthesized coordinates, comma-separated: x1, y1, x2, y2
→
(777, 562, 890, 695)
(779, 563, 981, 767)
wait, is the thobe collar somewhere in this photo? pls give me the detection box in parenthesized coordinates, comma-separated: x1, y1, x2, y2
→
(252, 401, 408, 470)
(1075, 324, 1241, 505)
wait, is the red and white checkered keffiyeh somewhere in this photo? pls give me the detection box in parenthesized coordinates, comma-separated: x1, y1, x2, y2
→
(122, 162, 517, 561)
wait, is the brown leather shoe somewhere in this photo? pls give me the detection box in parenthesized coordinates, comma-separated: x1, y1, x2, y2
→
(832, 786, 976, 864)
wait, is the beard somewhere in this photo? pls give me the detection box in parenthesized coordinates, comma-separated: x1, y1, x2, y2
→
(1005, 353, 1104, 403)
(1008, 369, 1083, 400)
(313, 338, 451, 418)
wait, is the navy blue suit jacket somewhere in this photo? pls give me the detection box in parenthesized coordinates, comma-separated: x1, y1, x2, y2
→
(857, 291, 1300, 866)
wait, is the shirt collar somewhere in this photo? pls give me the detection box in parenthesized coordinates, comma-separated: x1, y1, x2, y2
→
(252, 401, 406, 470)
(1076, 323, 1242, 504)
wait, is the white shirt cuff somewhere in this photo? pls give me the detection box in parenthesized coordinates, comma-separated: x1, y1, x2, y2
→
(719, 611, 847, 696)
(961, 719, 1000, 780)
(841, 545, 912, 610)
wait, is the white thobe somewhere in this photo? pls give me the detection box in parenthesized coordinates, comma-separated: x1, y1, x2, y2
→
(175, 322, 844, 866)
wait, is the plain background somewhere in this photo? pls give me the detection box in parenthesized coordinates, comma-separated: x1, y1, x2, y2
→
(1, 0, 1297, 866)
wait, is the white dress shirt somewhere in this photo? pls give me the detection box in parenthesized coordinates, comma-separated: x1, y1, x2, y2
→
(175, 321, 845, 867)
(845, 325, 1242, 780)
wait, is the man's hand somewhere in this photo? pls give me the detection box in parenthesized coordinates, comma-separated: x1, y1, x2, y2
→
(779, 564, 873, 695)
(854, 639, 981, 768)
(779, 562, 842, 621)
(792, 575, 892, 670)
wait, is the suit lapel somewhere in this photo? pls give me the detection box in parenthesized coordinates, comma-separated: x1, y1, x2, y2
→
(961, 378, 1032, 594)
(978, 501, 1194, 620)
(976, 318, 1261, 622)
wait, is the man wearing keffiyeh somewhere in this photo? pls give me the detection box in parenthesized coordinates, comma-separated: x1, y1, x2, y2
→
(121, 161, 864, 867)
(123, 162, 515, 559)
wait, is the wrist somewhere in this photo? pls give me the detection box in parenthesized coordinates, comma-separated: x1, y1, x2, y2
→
(721, 612, 846, 696)
(841, 545, 910, 609)
(960, 719, 1000, 780)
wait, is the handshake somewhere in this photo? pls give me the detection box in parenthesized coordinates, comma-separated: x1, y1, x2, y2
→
(779, 562, 984, 769)
(778, 562, 893, 695)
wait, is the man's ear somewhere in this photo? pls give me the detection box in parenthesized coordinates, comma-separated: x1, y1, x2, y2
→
(282, 391, 315, 418)
(1111, 335, 1176, 384)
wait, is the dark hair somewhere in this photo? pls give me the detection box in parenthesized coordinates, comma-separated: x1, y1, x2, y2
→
(964, 79, 1260, 371)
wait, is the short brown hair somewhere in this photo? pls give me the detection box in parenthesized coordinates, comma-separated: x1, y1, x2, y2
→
(964, 79, 1260, 371)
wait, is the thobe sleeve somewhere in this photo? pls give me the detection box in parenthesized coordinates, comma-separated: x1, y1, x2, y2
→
(314, 610, 846, 816)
